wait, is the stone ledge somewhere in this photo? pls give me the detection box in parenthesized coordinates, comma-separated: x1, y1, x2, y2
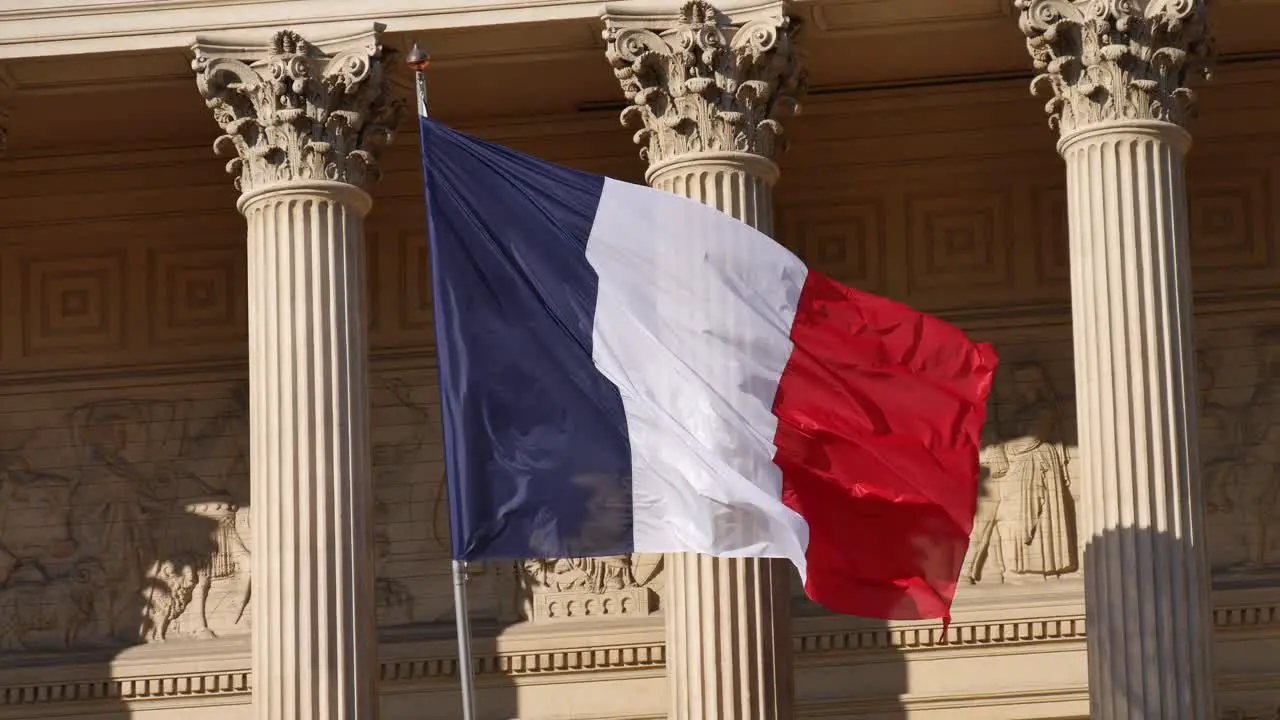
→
(799, 685, 1090, 718)
(0, 588, 1274, 712)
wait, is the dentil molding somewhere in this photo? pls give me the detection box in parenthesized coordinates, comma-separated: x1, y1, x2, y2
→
(602, 0, 807, 165)
(1, 596, 1277, 711)
(1015, 0, 1213, 136)
(190, 27, 402, 196)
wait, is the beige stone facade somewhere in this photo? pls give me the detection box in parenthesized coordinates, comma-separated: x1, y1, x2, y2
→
(1, 1, 1279, 718)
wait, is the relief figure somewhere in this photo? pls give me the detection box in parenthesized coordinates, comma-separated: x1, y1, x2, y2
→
(0, 385, 255, 649)
(962, 362, 1075, 584)
(0, 450, 79, 584)
(1199, 351, 1243, 516)
(0, 558, 107, 650)
(370, 376, 432, 625)
(68, 399, 186, 638)
(1231, 333, 1280, 569)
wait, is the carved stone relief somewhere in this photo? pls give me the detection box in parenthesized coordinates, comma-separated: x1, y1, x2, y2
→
(516, 554, 664, 622)
(962, 361, 1079, 586)
(370, 377, 430, 627)
(1198, 330, 1280, 575)
(0, 370, 459, 650)
(374, 371, 524, 626)
(0, 386, 251, 650)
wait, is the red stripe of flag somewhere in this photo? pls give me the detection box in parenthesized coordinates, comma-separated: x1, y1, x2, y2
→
(774, 270, 998, 622)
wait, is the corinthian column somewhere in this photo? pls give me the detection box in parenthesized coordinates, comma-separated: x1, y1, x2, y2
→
(1016, 2, 1216, 718)
(192, 28, 398, 720)
(603, 3, 805, 717)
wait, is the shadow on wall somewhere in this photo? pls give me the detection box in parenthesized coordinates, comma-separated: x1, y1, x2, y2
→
(0, 390, 248, 717)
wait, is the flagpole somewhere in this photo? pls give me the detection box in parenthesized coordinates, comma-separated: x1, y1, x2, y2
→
(408, 41, 478, 720)
(450, 558, 478, 720)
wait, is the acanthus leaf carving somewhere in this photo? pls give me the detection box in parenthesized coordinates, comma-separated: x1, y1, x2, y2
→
(1015, 0, 1213, 136)
(191, 29, 402, 195)
(603, 0, 806, 166)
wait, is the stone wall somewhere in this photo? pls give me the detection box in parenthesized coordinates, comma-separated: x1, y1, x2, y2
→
(0, 61, 1279, 718)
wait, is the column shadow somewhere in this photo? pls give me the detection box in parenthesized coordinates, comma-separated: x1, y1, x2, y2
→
(1080, 526, 1215, 718)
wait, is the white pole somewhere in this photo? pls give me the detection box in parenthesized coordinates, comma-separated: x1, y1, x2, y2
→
(409, 42, 477, 720)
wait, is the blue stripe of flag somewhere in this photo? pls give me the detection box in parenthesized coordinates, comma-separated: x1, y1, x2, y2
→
(419, 118, 635, 561)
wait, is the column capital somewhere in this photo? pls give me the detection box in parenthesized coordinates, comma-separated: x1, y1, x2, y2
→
(191, 27, 402, 198)
(602, 0, 806, 169)
(1016, 0, 1212, 138)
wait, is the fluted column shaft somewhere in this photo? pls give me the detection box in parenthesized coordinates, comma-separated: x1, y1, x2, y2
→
(648, 153, 793, 720)
(1063, 122, 1215, 719)
(242, 182, 378, 720)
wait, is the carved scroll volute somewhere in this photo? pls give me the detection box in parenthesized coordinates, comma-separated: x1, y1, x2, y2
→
(1015, 0, 1213, 137)
(602, 0, 807, 165)
(191, 28, 402, 195)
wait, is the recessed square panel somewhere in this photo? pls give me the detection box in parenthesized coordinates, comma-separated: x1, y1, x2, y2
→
(907, 193, 1012, 292)
(22, 253, 125, 355)
(149, 246, 246, 344)
(781, 202, 885, 293)
(1189, 170, 1270, 269)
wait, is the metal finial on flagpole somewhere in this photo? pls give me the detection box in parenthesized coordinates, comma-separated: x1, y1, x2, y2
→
(407, 42, 431, 118)
(408, 42, 475, 720)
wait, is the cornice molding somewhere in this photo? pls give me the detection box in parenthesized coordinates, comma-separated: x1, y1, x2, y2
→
(0, 2, 609, 60)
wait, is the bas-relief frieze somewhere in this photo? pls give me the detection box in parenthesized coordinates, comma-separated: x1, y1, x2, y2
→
(4, 328, 1279, 652)
(0, 387, 253, 651)
(1199, 328, 1280, 576)
(953, 326, 1280, 593)
(954, 329, 1280, 592)
(0, 371, 484, 653)
(517, 554, 664, 622)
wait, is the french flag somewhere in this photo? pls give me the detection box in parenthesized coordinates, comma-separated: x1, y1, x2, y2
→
(420, 118, 997, 621)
